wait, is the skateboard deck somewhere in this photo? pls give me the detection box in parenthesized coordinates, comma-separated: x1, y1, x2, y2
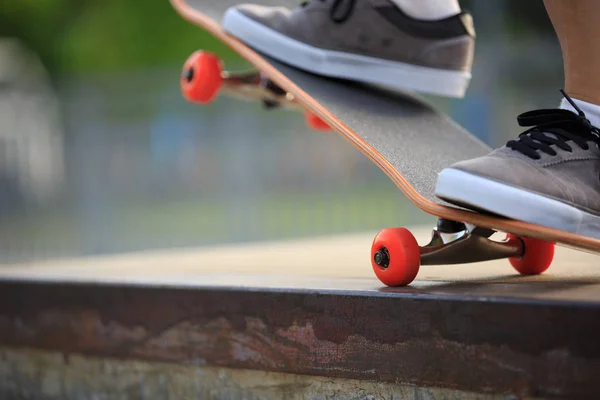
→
(170, 0, 600, 286)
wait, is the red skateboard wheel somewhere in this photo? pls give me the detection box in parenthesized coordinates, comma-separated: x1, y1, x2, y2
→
(508, 234, 555, 275)
(181, 51, 223, 104)
(371, 227, 421, 286)
(304, 110, 331, 131)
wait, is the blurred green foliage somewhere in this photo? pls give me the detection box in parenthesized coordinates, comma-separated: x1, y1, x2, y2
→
(1, 0, 240, 78)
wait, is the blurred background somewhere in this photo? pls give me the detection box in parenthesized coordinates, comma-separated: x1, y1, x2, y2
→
(1, 0, 564, 263)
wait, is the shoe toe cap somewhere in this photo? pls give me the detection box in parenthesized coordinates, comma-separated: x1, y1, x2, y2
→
(446, 149, 537, 185)
(233, 4, 291, 26)
(441, 149, 563, 200)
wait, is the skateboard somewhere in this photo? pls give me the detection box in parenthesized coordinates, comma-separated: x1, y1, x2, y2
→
(170, 0, 600, 287)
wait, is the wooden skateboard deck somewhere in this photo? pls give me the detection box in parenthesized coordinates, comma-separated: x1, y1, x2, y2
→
(170, 0, 600, 286)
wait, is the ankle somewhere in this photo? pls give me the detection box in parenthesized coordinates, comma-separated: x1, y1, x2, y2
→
(560, 96, 600, 129)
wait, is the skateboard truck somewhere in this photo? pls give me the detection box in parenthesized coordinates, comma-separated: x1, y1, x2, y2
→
(371, 219, 555, 287)
(256, 73, 297, 111)
(419, 219, 523, 265)
(180, 50, 331, 131)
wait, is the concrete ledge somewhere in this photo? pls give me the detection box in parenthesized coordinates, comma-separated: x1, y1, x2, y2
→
(1, 228, 600, 399)
(0, 348, 516, 400)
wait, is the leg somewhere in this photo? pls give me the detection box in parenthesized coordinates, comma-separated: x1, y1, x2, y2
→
(544, 0, 600, 106)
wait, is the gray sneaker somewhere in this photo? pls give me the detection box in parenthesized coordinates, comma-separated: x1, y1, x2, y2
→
(221, 0, 476, 98)
(435, 91, 600, 238)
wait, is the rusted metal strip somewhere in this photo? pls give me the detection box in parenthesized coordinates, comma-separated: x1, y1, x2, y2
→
(0, 280, 599, 398)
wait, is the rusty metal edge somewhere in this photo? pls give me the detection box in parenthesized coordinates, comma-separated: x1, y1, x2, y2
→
(0, 279, 599, 399)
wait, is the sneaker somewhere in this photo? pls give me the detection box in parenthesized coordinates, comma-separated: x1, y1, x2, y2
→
(435, 91, 600, 238)
(221, 0, 476, 98)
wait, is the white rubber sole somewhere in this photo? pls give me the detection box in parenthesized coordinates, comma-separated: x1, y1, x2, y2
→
(435, 168, 600, 239)
(222, 8, 471, 98)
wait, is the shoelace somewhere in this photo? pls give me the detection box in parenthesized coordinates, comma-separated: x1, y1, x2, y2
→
(507, 89, 600, 160)
(300, 0, 357, 22)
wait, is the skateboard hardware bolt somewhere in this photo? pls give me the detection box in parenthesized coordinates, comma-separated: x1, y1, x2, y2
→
(373, 248, 390, 269)
(183, 68, 195, 83)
